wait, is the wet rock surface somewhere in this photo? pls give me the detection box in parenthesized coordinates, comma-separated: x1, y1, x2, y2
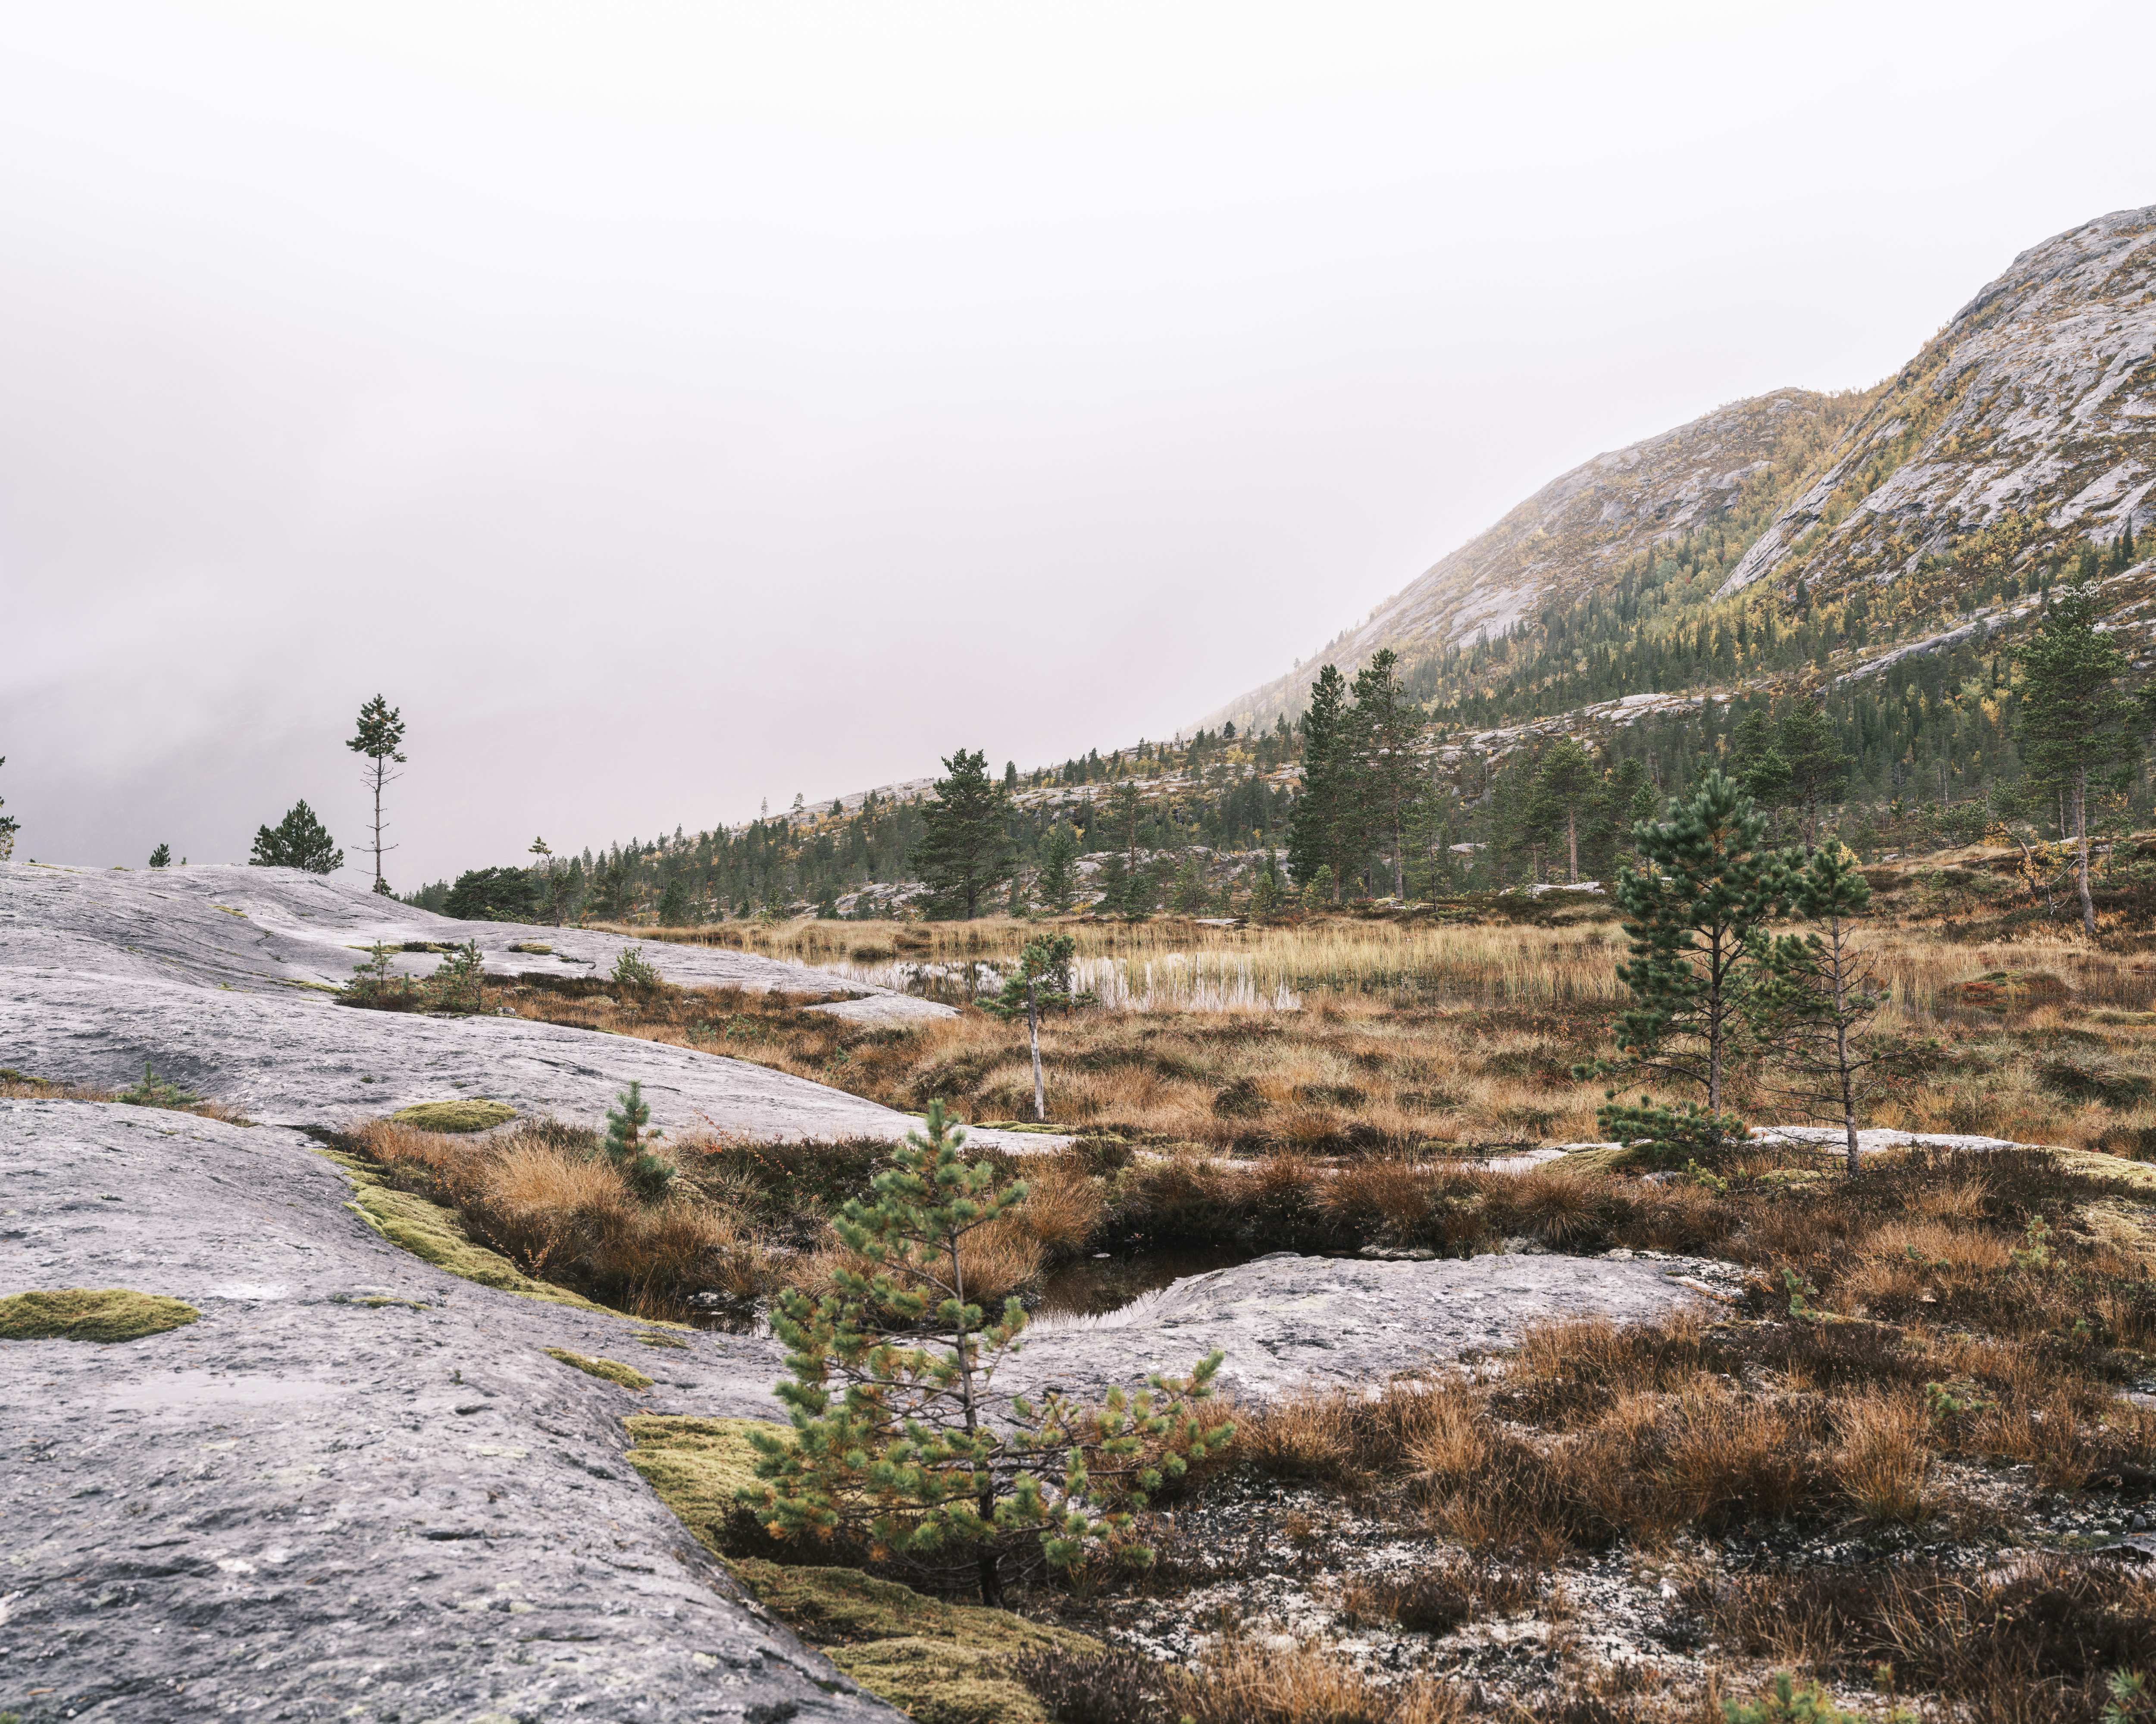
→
(0, 1099, 895, 1722)
(0, 862, 1066, 1152)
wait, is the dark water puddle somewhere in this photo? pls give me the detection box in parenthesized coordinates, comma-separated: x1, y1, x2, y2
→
(1031, 1244, 1255, 1321)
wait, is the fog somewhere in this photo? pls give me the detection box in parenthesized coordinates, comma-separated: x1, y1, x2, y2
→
(3, 1, 2151, 888)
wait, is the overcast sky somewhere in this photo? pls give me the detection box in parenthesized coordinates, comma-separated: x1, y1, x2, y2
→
(4, 2, 2152, 887)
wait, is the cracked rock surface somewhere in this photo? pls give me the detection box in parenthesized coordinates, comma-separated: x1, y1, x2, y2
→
(0, 862, 1069, 1152)
(0, 1098, 895, 1723)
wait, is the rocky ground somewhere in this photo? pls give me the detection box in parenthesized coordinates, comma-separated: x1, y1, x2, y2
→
(0, 862, 1083, 1150)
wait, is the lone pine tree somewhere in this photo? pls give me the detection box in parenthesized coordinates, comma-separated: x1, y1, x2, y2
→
(346, 694, 407, 896)
(913, 748, 1013, 919)
(2018, 583, 2136, 937)
(250, 800, 344, 875)
(741, 1101, 1230, 1607)
(1597, 771, 1790, 1161)
(1758, 844, 1889, 1177)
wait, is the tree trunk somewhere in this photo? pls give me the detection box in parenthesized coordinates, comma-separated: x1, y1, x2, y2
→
(2076, 766, 2096, 938)
(1831, 916, 1859, 1178)
(1566, 806, 1578, 883)
(1027, 979, 1045, 1122)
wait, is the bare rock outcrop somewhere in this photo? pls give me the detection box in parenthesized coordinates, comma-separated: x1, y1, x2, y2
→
(0, 862, 1070, 1152)
(0, 1098, 894, 1722)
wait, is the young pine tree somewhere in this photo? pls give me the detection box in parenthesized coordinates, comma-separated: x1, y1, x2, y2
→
(1033, 824, 1080, 914)
(742, 1102, 1230, 1607)
(604, 1081, 675, 1200)
(1758, 845, 1889, 1177)
(250, 800, 345, 874)
(346, 694, 407, 897)
(987, 934, 1086, 1120)
(148, 843, 172, 868)
(1596, 771, 1790, 1161)
(2018, 583, 2137, 937)
(0, 756, 15, 862)
(914, 748, 1014, 919)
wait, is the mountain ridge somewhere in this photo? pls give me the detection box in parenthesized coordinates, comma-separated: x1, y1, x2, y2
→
(1201, 203, 2156, 733)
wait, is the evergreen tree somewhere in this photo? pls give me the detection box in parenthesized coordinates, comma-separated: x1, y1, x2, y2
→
(0, 757, 17, 862)
(1286, 665, 1350, 900)
(346, 694, 407, 897)
(1731, 710, 1793, 826)
(1758, 845, 1888, 1177)
(986, 934, 1086, 1120)
(444, 866, 541, 921)
(1530, 739, 1601, 883)
(1599, 772, 1790, 1151)
(250, 800, 344, 874)
(2018, 583, 2136, 936)
(742, 1102, 1230, 1607)
(1348, 649, 1421, 898)
(657, 874, 692, 926)
(604, 1081, 675, 1200)
(147, 843, 172, 868)
(1034, 824, 1080, 914)
(913, 748, 1013, 919)
(1775, 705, 1851, 850)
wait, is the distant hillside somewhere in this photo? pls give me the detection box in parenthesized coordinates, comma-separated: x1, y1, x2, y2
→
(1198, 386, 1880, 733)
(1203, 204, 2156, 734)
(1718, 206, 2156, 605)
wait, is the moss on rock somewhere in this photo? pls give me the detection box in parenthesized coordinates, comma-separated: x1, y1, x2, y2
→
(0, 1287, 200, 1343)
(391, 1099, 517, 1133)
(318, 1145, 609, 1313)
(545, 1348, 653, 1390)
(623, 1415, 1102, 1724)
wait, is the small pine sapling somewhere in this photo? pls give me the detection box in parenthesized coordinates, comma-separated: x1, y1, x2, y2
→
(345, 941, 418, 1007)
(986, 934, 1089, 1121)
(1756, 844, 1891, 1176)
(428, 940, 486, 1013)
(115, 1062, 202, 1110)
(148, 843, 172, 868)
(605, 1080, 675, 1200)
(1590, 771, 1792, 1163)
(741, 1101, 1230, 1607)
(612, 944, 662, 992)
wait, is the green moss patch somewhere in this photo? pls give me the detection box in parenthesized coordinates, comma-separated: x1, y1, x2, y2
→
(623, 1415, 1099, 1724)
(319, 1146, 610, 1313)
(508, 942, 553, 954)
(391, 1099, 517, 1133)
(313, 1143, 693, 1329)
(546, 1348, 653, 1390)
(0, 1287, 200, 1343)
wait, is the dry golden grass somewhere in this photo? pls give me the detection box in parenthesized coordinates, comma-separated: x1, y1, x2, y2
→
(355, 1119, 758, 1307)
(1179, 1638, 1474, 1724)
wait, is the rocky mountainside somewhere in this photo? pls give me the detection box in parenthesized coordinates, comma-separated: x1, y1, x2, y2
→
(1200, 388, 1877, 731)
(1204, 204, 2156, 733)
(1719, 206, 2156, 604)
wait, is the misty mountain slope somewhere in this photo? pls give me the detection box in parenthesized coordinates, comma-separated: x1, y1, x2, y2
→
(1204, 204, 2156, 736)
(1718, 204, 2156, 602)
(1199, 386, 1878, 732)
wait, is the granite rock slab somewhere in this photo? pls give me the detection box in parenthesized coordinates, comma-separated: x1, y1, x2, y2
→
(0, 861, 1063, 1152)
(0, 1098, 891, 1723)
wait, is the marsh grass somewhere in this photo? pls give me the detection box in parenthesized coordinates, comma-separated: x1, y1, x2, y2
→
(498, 897, 2156, 1159)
